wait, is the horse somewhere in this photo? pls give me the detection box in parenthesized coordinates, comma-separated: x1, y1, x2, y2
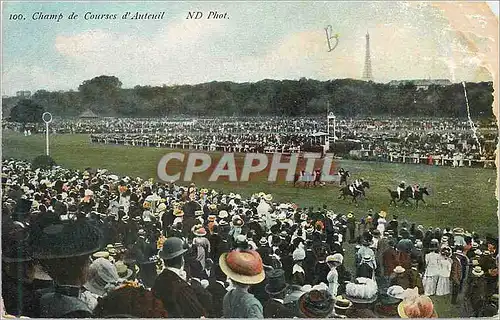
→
(313, 170, 323, 186)
(339, 170, 350, 186)
(388, 187, 411, 207)
(293, 171, 322, 188)
(388, 186, 429, 208)
(408, 187, 429, 208)
(293, 172, 312, 188)
(339, 181, 370, 203)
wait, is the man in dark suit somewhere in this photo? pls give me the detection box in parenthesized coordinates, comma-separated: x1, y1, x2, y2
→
(205, 264, 227, 317)
(263, 269, 296, 318)
(152, 237, 207, 318)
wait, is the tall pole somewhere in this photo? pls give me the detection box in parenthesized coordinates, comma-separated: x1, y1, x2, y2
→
(333, 115, 336, 143)
(45, 122, 49, 155)
(42, 112, 53, 156)
(326, 101, 330, 148)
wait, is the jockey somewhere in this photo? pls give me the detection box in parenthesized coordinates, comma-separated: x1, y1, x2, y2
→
(350, 178, 363, 194)
(397, 181, 406, 199)
(355, 178, 363, 188)
(412, 183, 420, 198)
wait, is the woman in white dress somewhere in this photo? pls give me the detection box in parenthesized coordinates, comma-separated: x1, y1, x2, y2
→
(376, 211, 387, 236)
(436, 247, 452, 296)
(422, 244, 441, 296)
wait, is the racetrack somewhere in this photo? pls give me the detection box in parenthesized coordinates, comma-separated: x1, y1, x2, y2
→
(3, 131, 498, 235)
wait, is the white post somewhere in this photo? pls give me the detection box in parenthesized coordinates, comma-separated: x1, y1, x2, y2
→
(46, 122, 49, 155)
(42, 112, 53, 156)
(333, 115, 336, 142)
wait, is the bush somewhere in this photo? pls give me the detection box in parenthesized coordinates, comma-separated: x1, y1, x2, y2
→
(32, 155, 57, 170)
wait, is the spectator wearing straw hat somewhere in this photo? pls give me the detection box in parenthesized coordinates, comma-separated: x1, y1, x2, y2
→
(389, 266, 411, 289)
(326, 253, 343, 297)
(464, 266, 488, 317)
(192, 224, 210, 269)
(357, 254, 376, 280)
(397, 288, 438, 318)
(332, 295, 351, 318)
(374, 285, 405, 317)
(423, 243, 441, 295)
(220, 248, 265, 318)
(291, 246, 306, 286)
(153, 237, 207, 318)
(344, 277, 379, 318)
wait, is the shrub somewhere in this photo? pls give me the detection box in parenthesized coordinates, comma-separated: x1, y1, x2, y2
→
(32, 155, 57, 170)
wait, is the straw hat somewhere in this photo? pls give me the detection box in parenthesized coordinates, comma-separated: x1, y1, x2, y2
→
(195, 210, 204, 217)
(334, 295, 353, 310)
(398, 295, 437, 318)
(114, 261, 134, 279)
(218, 210, 228, 218)
(157, 203, 167, 212)
(264, 194, 273, 202)
(192, 225, 207, 237)
(219, 249, 265, 285)
(92, 251, 110, 260)
(326, 253, 343, 264)
(472, 266, 484, 277)
(173, 208, 184, 217)
(394, 266, 406, 274)
(293, 248, 306, 261)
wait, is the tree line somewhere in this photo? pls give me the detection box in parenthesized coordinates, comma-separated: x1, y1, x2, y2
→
(3, 75, 495, 123)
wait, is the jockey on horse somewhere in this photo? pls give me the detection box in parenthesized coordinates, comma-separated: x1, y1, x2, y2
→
(412, 183, 420, 198)
(396, 181, 406, 200)
(349, 178, 364, 195)
(338, 167, 350, 186)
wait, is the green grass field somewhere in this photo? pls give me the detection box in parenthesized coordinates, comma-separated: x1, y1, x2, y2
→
(3, 131, 497, 235)
(2, 130, 498, 317)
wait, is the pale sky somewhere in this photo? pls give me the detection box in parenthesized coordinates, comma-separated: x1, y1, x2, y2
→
(2, 1, 498, 96)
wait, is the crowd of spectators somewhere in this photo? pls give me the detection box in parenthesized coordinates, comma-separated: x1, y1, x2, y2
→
(3, 117, 496, 163)
(2, 159, 498, 318)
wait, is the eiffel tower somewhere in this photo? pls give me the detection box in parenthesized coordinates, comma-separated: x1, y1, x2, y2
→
(362, 32, 373, 81)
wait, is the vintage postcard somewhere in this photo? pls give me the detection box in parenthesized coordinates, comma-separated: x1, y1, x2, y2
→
(1, 1, 498, 319)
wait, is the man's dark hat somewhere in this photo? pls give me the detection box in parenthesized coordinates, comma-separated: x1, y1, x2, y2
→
(158, 237, 187, 260)
(13, 198, 32, 216)
(31, 218, 103, 259)
(2, 219, 32, 262)
(265, 268, 288, 295)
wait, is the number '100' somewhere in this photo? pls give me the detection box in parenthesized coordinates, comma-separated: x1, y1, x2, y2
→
(10, 14, 24, 20)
